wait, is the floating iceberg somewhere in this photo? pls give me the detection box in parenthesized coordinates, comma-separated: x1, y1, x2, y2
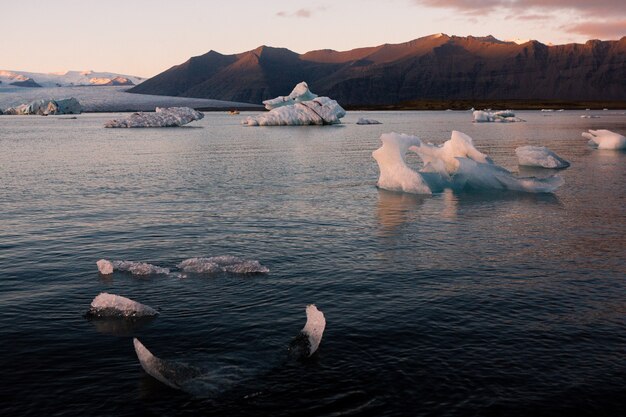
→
(515, 146, 570, 169)
(289, 305, 326, 359)
(2, 97, 81, 115)
(242, 82, 345, 126)
(580, 115, 600, 119)
(356, 117, 382, 125)
(473, 110, 523, 123)
(582, 129, 626, 150)
(178, 256, 269, 274)
(372, 131, 564, 195)
(104, 107, 204, 128)
(96, 259, 170, 275)
(87, 292, 158, 318)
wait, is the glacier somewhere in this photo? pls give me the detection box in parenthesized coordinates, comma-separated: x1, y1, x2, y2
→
(515, 146, 570, 169)
(473, 110, 523, 123)
(2, 97, 81, 115)
(96, 259, 170, 275)
(177, 256, 269, 274)
(582, 129, 626, 150)
(372, 131, 564, 195)
(87, 292, 158, 318)
(242, 82, 345, 126)
(104, 107, 204, 128)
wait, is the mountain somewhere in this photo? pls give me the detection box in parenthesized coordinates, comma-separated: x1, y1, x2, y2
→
(0, 70, 145, 88)
(129, 34, 626, 106)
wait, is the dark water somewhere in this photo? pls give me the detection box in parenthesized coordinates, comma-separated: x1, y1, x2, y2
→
(0, 111, 624, 416)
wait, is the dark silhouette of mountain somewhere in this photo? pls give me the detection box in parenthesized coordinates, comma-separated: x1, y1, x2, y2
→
(10, 78, 42, 88)
(129, 34, 626, 106)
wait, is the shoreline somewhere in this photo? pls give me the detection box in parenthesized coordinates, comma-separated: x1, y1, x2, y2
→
(344, 100, 626, 111)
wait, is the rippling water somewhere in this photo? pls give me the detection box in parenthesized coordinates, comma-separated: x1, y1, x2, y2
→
(1, 110, 624, 416)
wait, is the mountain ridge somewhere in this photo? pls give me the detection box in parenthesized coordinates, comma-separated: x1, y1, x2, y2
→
(129, 34, 626, 105)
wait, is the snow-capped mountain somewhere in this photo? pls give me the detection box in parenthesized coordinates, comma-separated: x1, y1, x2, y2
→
(0, 70, 145, 88)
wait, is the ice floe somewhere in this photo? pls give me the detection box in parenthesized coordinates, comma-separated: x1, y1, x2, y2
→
(580, 115, 600, 119)
(582, 129, 626, 150)
(289, 305, 326, 358)
(87, 292, 158, 318)
(177, 256, 269, 274)
(356, 117, 382, 125)
(96, 259, 170, 275)
(515, 146, 570, 169)
(473, 110, 523, 123)
(2, 97, 81, 115)
(242, 82, 345, 126)
(104, 107, 204, 128)
(372, 131, 564, 195)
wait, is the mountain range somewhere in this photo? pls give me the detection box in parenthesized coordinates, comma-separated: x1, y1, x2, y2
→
(0, 70, 145, 88)
(129, 34, 626, 106)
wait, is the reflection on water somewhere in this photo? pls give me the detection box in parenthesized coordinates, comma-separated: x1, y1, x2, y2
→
(375, 189, 426, 235)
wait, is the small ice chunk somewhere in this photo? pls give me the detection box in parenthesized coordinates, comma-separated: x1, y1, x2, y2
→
(133, 338, 202, 390)
(515, 146, 570, 169)
(96, 259, 170, 275)
(87, 292, 158, 317)
(96, 259, 114, 275)
(356, 117, 381, 125)
(580, 115, 600, 118)
(473, 110, 523, 123)
(104, 107, 204, 128)
(289, 304, 326, 358)
(582, 129, 626, 150)
(178, 256, 269, 274)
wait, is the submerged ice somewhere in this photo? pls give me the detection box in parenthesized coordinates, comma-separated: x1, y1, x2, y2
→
(372, 131, 564, 195)
(515, 146, 570, 169)
(87, 292, 158, 318)
(178, 256, 269, 274)
(582, 129, 626, 150)
(242, 82, 345, 126)
(104, 107, 204, 128)
(96, 259, 170, 275)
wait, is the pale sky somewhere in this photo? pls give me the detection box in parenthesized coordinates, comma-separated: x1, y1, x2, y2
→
(1, 0, 624, 77)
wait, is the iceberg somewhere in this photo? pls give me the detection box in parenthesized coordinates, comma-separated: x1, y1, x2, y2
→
(582, 129, 626, 150)
(104, 107, 204, 128)
(580, 115, 600, 119)
(515, 146, 570, 169)
(473, 110, 523, 123)
(372, 131, 564, 195)
(87, 292, 158, 318)
(242, 82, 345, 126)
(96, 259, 170, 275)
(2, 97, 81, 115)
(178, 256, 269, 274)
(356, 117, 382, 125)
(289, 305, 326, 359)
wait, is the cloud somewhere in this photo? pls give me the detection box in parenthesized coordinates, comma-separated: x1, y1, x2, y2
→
(567, 19, 626, 39)
(507, 14, 550, 21)
(276, 8, 314, 18)
(412, 0, 626, 18)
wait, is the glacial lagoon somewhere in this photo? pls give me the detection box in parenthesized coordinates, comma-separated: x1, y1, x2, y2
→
(0, 110, 624, 416)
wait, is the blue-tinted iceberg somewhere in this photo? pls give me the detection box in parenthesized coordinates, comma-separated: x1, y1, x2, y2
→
(582, 129, 626, 150)
(372, 131, 563, 195)
(242, 82, 345, 126)
(473, 110, 523, 123)
(104, 107, 204, 128)
(87, 292, 158, 318)
(515, 146, 570, 169)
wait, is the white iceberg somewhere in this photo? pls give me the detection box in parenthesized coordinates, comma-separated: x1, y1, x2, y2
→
(289, 305, 326, 358)
(582, 129, 626, 150)
(356, 117, 382, 125)
(2, 97, 81, 115)
(242, 82, 345, 126)
(580, 115, 600, 119)
(178, 256, 269, 274)
(96, 259, 170, 275)
(104, 107, 204, 128)
(372, 131, 564, 195)
(515, 146, 570, 169)
(87, 292, 158, 318)
(473, 110, 523, 123)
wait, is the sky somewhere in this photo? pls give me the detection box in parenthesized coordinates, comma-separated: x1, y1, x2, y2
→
(1, 0, 624, 78)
